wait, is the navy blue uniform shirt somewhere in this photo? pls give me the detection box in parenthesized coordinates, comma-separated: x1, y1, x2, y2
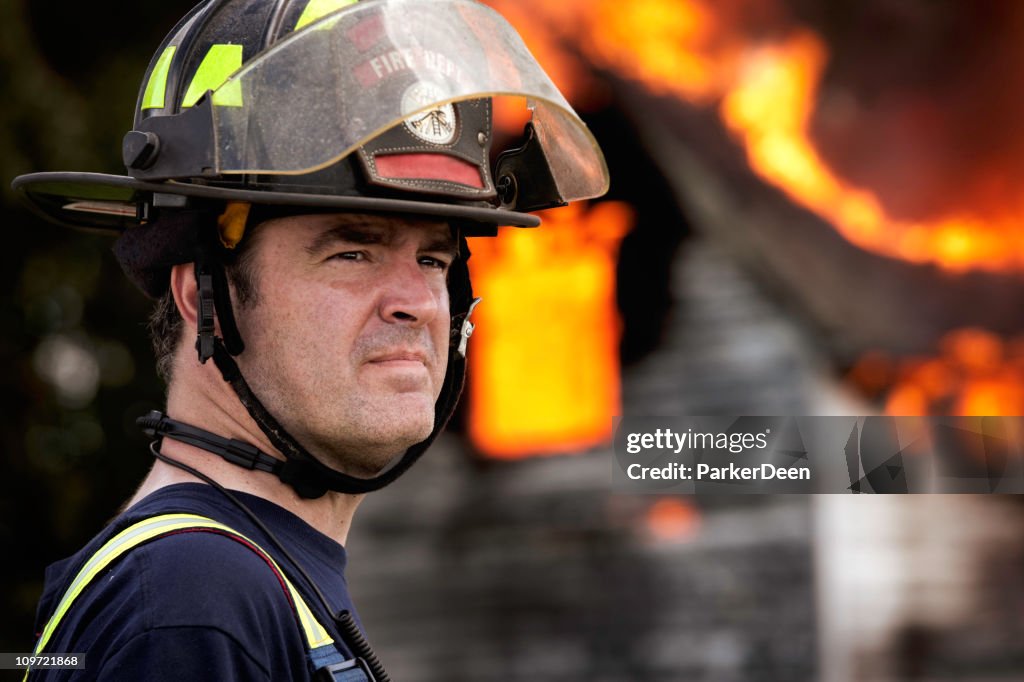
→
(30, 482, 360, 681)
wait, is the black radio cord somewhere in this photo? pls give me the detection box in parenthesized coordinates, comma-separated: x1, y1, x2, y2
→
(148, 442, 391, 682)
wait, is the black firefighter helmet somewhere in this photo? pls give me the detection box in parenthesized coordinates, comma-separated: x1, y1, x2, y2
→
(12, 0, 609, 497)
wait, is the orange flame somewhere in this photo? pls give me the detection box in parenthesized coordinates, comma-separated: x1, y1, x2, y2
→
(484, 0, 1024, 419)
(847, 328, 1024, 416)
(466, 202, 633, 457)
(488, 0, 1024, 272)
(645, 498, 700, 542)
(718, 33, 1022, 271)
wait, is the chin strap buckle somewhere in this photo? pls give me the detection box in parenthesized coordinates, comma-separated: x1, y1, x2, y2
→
(455, 297, 482, 358)
(195, 261, 217, 363)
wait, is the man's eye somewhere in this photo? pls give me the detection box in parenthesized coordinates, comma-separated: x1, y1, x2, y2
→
(330, 251, 365, 261)
(419, 256, 450, 271)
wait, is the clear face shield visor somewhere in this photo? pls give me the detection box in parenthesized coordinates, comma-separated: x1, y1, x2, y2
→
(131, 0, 608, 206)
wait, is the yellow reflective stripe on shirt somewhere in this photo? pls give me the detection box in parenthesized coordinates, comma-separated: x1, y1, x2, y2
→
(31, 513, 335, 664)
(183, 44, 244, 108)
(295, 0, 357, 30)
(141, 46, 177, 110)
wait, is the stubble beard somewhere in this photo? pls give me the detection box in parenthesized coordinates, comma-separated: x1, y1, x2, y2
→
(310, 391, 438, 477)
(242, 329, 445, 478)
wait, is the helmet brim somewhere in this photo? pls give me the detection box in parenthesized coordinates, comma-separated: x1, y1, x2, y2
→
(12, 171, 541, 234)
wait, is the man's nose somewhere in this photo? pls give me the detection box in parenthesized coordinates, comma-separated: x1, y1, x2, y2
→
(378, 261, 442, 326)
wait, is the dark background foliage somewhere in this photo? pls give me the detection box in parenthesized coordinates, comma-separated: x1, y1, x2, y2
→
(0, 0, 198, 656)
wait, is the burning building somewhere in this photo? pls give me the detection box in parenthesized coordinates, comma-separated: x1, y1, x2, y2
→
(347, 1, 1024, 680)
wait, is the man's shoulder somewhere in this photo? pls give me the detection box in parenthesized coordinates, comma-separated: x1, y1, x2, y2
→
(119, 527, 303, 626)
(34, 492, 314, 680)
(89, 486, 300, 620)
(60, 503, 307, 630)
(82, 532, 308, 679)
(83, 487, 311, 631)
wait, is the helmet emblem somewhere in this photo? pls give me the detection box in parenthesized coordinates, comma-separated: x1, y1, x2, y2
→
(401, 82, 457, 145)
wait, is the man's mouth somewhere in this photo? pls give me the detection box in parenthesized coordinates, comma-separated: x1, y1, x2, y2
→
(366, 349, 429, 366)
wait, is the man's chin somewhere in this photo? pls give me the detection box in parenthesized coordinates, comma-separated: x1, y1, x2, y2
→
(323, 410, 436, 477)
(332, 433, 428, 478)
(378, 393, 438, 430)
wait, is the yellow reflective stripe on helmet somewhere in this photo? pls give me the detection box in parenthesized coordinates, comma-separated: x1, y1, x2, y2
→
(31, 513, 334, 662)
(183, 44, 244, 108)
(141, 46, 177, 110)
(295, 0, 358, 30)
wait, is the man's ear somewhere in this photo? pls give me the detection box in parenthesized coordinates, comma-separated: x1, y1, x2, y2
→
(170, 262, 227, 342)
(170, 263, 199, 330)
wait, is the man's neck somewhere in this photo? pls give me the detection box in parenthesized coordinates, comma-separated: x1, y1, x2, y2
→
(128, 442, 362, 547)
(126, 380, 363, 547)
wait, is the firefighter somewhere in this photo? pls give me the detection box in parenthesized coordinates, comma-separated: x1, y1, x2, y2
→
(14, 0, 607, 679)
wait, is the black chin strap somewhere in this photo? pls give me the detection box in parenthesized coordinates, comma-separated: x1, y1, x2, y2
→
(195, 243, 244, 362)
(137, 411, 282, 475)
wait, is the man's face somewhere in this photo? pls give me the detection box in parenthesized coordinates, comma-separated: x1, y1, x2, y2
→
(232, 213, 455, 477)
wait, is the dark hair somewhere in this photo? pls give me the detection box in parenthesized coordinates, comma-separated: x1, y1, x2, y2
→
(147, 226, 262, 384)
